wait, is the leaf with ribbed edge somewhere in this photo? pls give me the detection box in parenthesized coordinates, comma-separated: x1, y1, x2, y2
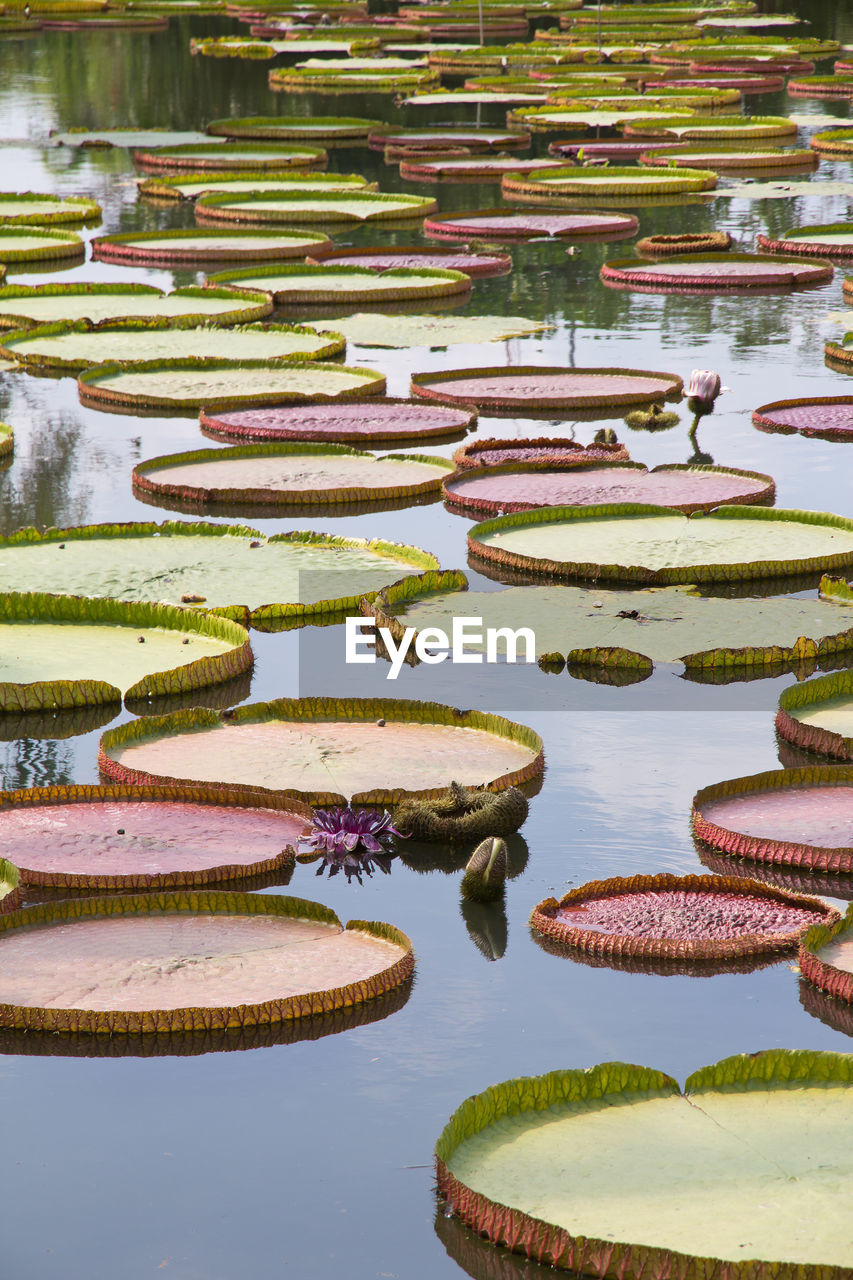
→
(0, 590, 251, 706)
(131, 141, 328, 172)
(0, 782, 310, 890)
(0, 282, 272, 329)
(206, 116, 384, 140)
(799, 907, 853, 1009)
(776, 668, 853, 761)
(0, 892, 414, 1033)
(0, 226, 84, 263)
(139, 172, 374, 202)
(97, 696, 544, 805)
(0, 521, 437, 617)
(0, 192, 101, 225)
(468, 503, 853, 585)
(196, 191, 438, 226)
(307, 312, 552, 348)
(436, 1050, 853, 1278)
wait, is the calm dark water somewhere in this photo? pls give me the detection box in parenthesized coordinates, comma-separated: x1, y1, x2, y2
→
(1, 4, 853, 1277)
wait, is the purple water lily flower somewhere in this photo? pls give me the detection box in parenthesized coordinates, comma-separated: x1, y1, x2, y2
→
(687, 369, 722, 408)
(299, 805, 403, 857)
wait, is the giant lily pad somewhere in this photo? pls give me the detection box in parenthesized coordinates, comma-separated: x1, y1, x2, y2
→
(77, 358, 385, 412)
(200, 398, 477, 445)
(811, 128, 853, 156)
(206, 265, 470, 306)
(799, 907, 853, 1010)
(502, 165, 717, 200)
(435, 1050, 853, 1276)
(0, 192, 101, 225)
(0, 892, 414, 1032)
(0, 522, 437, 619)
(531, 871, 836, 964)
(367, 128, 529, 151)
(207, 116, 384, 141)
(91, 228, 333, 266)
(423, 208, 638, 241)
(0, 783, 310, 889)
(641, 145, 817, 171)
(194, 190, 437, 225)
(1, 321, 345, 374)
(400, 156, 558, 181)
(0, 591, 252, 708)
(776, 669, 853, 761)
(371, 576, 853, 676)
(307, 312, 550, 347)
(601, 252, 833, 291)
(0, 226, 84, 264)
(0, 283, 272, 330)
(138, 171, 373, 202)
(443, 462, 774, 518)
(97, 698, 544, 804)
(788, 73, 853, 97)
(132, 142, 328, 171)
(753, 397, 853, 441)
(269, 65, 438, 91)
(51, 129, 217, 148)
(693, 764, 853, 877)
(468, 505, 853, 585)
(623, 113, 798, 138)
(132, 442, 453, 511)
(411, 366, 682, 411)
(453, 437, 629, 468)
(303, 246, 512, 278)
(635, 231, 732, 256)
(759, 223, 853, 259)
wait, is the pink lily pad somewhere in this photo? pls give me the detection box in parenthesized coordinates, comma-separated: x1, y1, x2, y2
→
(423, 208, 638, 241)
(368, 128, 530, 152)
(453, 437, 629, 468)
(304, 245, 512, 277)
(548, 139, 688, 160)
(399, 156, 557, 181)
(411, 366, 682, 411)
(693, 766, 853, 876)
(442, 463, 774, 518)
(531, 872, 837, 965)
(0, 785, 309, 889)
(200, 398, 476, 445)
(753, 397, 853, 441)
(601, 252, 833, 292)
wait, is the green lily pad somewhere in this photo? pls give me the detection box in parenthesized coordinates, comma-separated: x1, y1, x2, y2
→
(131, 442, 453, 512)
(0, 522, 437, 618)
(51, 128, 218, 148)
(372, 576, 853, 675)
(0, 591, 252, 707)
(403, 89, 544, 106)
(812, 128, 853, 155)
(0, 892, 414, 1033)
(759, 223, 853, 258)
(91, 228, 333, 266)
(138, 171, 373, 201)
(194, 190, 437, 225)
(788, 73, 853, 97)
(0, 192, 101, 225)
(132, 141, 328, 171)
(0, 283, 272, 330)
(77, 358, 385, 412)
(776, 669, 853, 762)
(503, 164, 717, 200)
(206, 116, 384, 140)
(368, 128, 530, 151)
(468, 505, 853, 585)
(623, 113, 798, 138)
(206, 265, 470, 305)
(306, 311, 552, 347)
(0, 783, 309, 890)
(507, 106, 688, 130)
(1, 321, 344, 374)
(269, 65, 438, 91)
(641, 145, 817, 170)
(0, 226, 84, 264)
(713, 180, 853, 201)
(97, 697, 544, 804)
(436, 1051, 853, 1275)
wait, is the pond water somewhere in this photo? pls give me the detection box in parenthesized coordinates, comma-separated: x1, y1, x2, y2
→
(1, 3, 853, 1277)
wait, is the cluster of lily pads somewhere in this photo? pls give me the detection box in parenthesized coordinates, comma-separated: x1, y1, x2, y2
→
(3, 0, 853, 1274)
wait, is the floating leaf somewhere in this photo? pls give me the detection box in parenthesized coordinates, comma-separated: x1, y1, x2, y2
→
(602, 251, 833, 291)
(303, 247, 512, 278)
(436, 1050, 853, 1276)
(800, 905, 853, 1010)
(0, 783, 308, 890)
(502, 164, 717, 198)
(0, 590, 252, 706)
(753, 397, 853, 441)
(368, 128, 529, 151)
(0, 892, 414, 1033)
(0, 283, 272, 330)
(424, 208, 638, 241)
(0, 522, 437, 617)
(133, 142, 328, 171)
(91, 228, 333, 266)
(759, 222, 853, 258)
(97, 698, 544, 804)
(51, 128, 217, 148)
(0, 226, 84, 264)
(693, 764, 853, 876)
(200, 398, 476, 445)
(195, 190, 438, 225)
(0, 191, 101, 225)
(411, 366, 682, 411)
(635, 230, 732, 256)
(138, 171, 373, 202)
(206, 265, 470, 305)
(306, 311, 551, 348)
(77, 358, 385, 412)
(776, 669, 853, 761)
(453, 437, 629, 468)
(206, 115, 384, 141)
(1, 321, 345, 374)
